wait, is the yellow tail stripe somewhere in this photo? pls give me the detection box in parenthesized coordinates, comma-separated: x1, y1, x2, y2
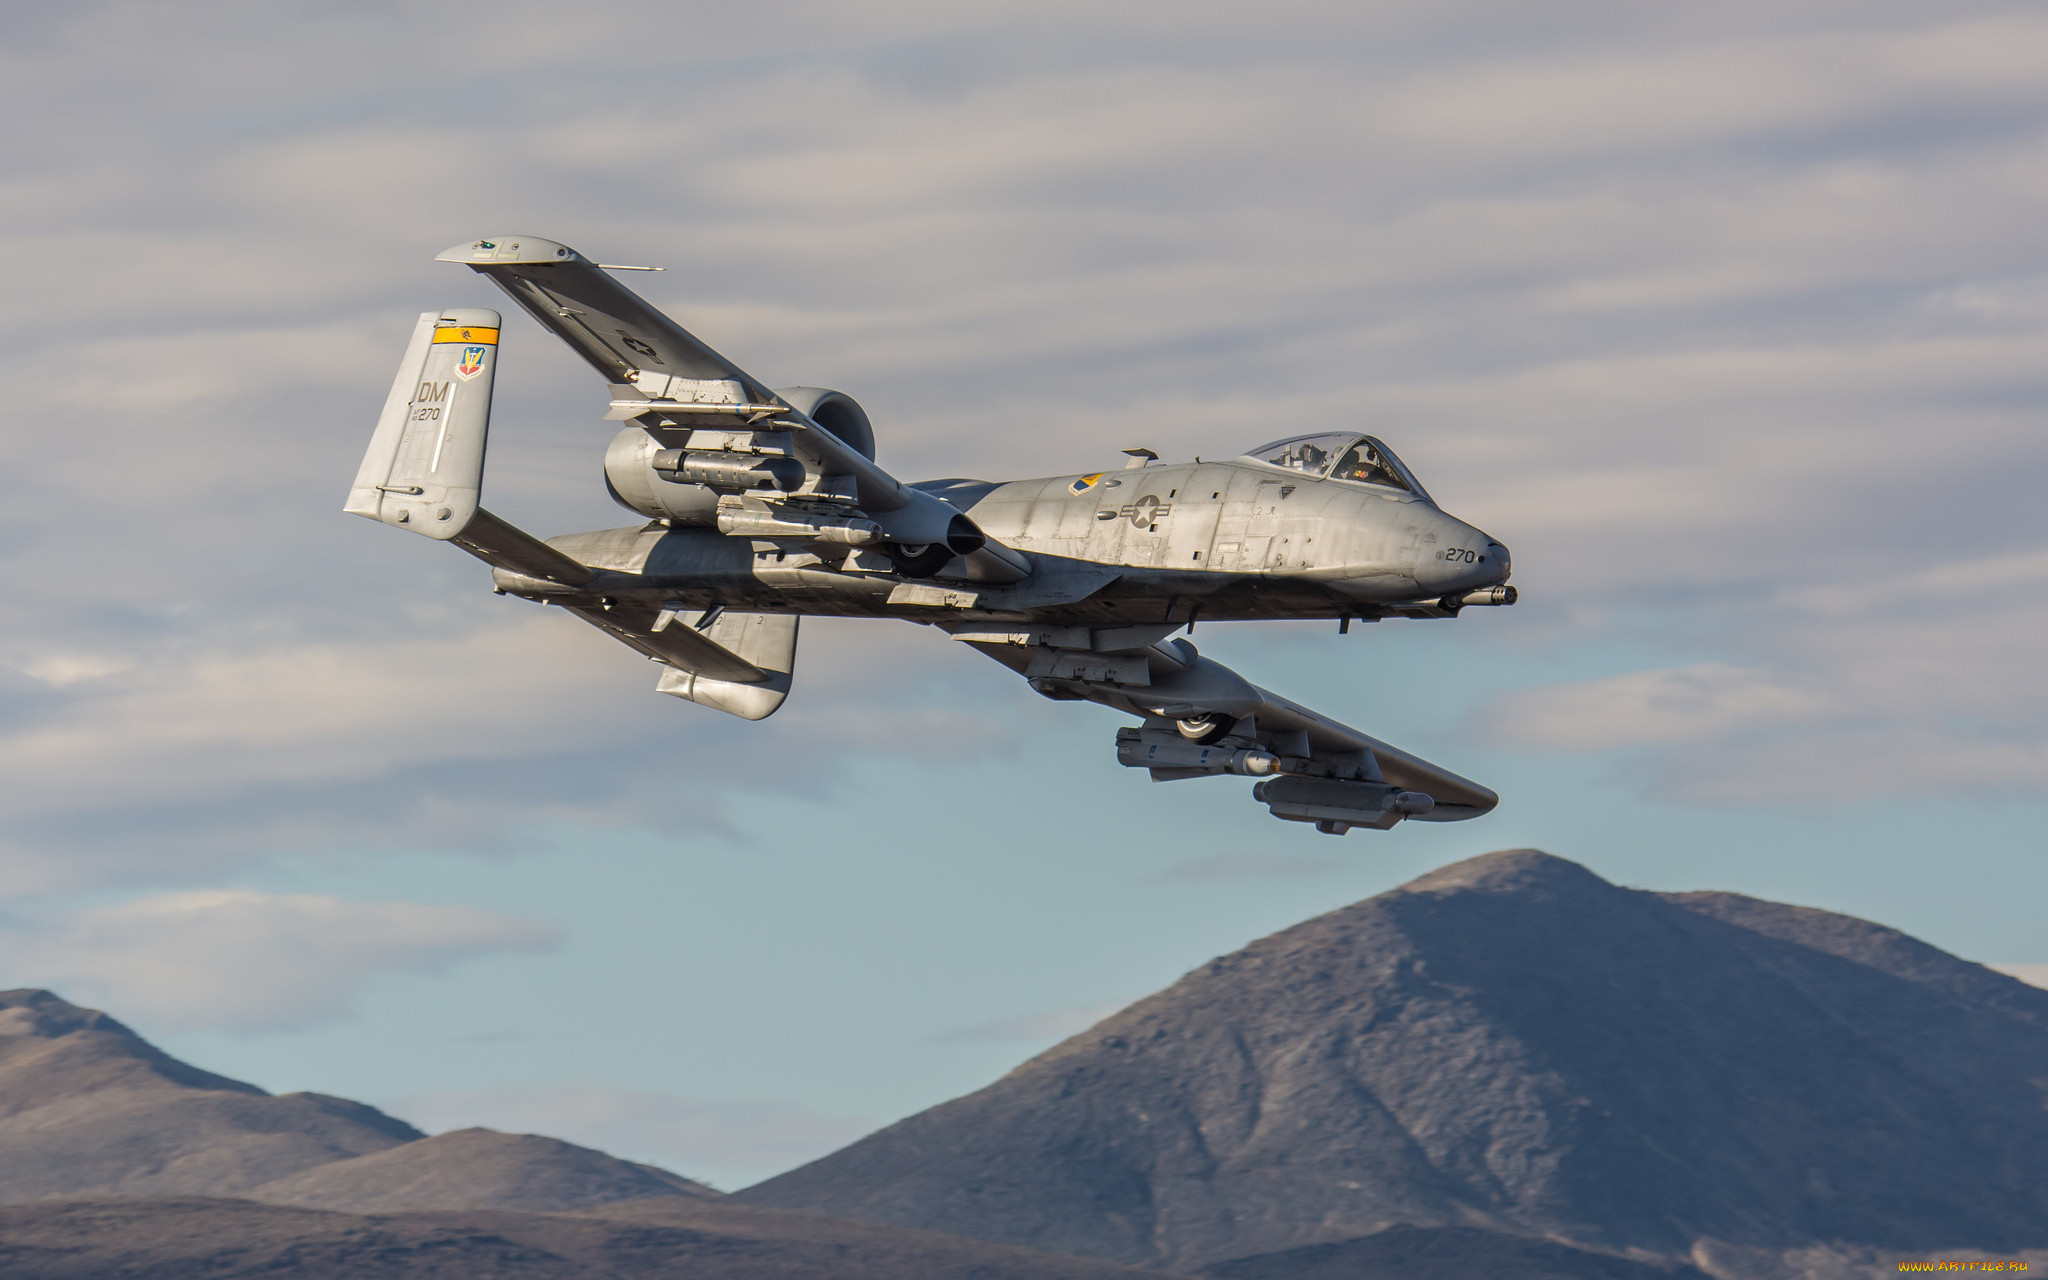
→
(432, 326, 500, 345)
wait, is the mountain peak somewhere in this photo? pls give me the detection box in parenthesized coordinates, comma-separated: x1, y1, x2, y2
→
(0, 989, 138, 1042)
(0, 988, 427, 1201)
(1400, 847, 1612, 898)
(741, 850, 2048, 1272)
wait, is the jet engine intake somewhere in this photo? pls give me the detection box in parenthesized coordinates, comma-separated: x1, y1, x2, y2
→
(773, 387, 876, 461)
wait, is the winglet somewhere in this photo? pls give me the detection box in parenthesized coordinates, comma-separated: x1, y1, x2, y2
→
(435, 236, 589, 266)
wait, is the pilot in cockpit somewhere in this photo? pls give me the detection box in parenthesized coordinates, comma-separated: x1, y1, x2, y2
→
(1275, 441, 1329, 472)
(1248, 433, 1423, 498)
(1331, 441, 1408, 491)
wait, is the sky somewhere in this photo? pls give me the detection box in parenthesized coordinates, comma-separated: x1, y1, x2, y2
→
(0, 0, 2044, 1190)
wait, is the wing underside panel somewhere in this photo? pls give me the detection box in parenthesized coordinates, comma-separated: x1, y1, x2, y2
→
(957, 628, 1496, 831)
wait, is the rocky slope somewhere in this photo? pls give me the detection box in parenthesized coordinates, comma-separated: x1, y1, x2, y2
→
(0, 988, 422, 1200)
(739, 849, 2048, 1273)
(245, 1126, 716, 1213)
(0, 989, 1163, 1275)
(0, 988, 716, 1214)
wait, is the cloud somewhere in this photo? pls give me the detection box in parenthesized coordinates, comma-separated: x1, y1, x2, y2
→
(386, 1086, 873, 1187)
(0, 610, 1017, 900)
(1490, 663, 1836, 751)
(0, 891, 558, 1033)
(0, 0, 2042, 880)
(1478, 562, 2048, 803)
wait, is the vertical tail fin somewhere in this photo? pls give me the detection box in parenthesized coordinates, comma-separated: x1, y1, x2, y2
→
(345, 308, 502, 539)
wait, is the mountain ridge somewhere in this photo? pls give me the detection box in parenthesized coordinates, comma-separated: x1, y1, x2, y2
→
(738, 849, 2048, 1272)
(6, 850, 2047, 1279)
(0, 987, 715, 1214)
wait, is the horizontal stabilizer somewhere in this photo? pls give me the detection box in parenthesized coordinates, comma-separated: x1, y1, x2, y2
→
(654, 611, 798, 720)
(451, 510, 595, 588)
(561, 598, 767, 684)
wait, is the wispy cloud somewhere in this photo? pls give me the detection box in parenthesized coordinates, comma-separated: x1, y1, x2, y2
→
(1489, 663, 1835, 751)
(0, 0, 2043, 875)
(0, 891, 558, 1033)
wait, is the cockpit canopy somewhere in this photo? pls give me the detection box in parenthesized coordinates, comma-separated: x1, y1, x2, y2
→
(1244, 432, 1432, 501)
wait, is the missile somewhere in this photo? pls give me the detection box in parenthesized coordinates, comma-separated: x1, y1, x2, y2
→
(716, 508, 883, 545)
(1115, 728, 1277, 776)
(652, 449, 806, 493)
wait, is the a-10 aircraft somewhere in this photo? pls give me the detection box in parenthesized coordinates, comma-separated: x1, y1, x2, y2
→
(348, 236, 1517, 835)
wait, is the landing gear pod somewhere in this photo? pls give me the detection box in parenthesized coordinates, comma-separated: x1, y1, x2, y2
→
(1254, 776, 1435, 833)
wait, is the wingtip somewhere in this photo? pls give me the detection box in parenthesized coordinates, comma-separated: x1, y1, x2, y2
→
(435, 236, 586, 265)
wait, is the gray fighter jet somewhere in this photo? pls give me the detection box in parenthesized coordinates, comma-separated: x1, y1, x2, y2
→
(348, 236, 1517, 834)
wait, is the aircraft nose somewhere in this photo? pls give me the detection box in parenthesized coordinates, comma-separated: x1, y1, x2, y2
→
(1416, 516, 1509, 593)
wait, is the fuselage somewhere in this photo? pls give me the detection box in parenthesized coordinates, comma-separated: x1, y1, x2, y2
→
(943, 452, 1509, 612)
(532, 445, 1512, 628)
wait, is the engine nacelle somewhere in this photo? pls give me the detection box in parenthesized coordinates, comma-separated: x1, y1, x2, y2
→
(602, 387, 876, 523)
(604, 426, 721, 523)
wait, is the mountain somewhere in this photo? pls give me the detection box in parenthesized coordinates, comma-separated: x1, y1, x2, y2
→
(0, 988, 714, 1215)
(246, 1127, 717, 1213)
(0, 1196, 1166, 1279)
(0, 989, 1164, 1277)
(738, 849, 2048, 1273)
(0, 988, 422, 1201)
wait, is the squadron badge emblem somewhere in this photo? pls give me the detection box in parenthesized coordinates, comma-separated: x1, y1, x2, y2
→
(454, 345, 489, 380)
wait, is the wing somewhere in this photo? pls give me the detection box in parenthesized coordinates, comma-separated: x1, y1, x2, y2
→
(435, 235, 1029, 583)
(950, 623, 1497, 834)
